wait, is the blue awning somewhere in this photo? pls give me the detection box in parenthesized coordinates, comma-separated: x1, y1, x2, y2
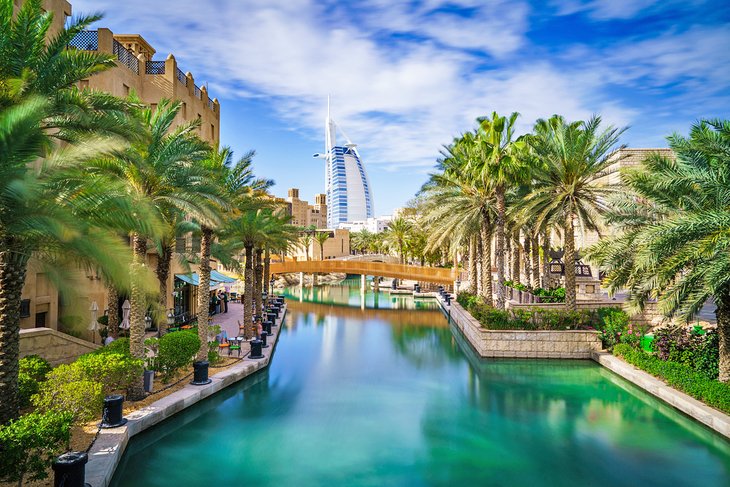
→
(211, 270, 237, 283)
(175, 273, 224, 291)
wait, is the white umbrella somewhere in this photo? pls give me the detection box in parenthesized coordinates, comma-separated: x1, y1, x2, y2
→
(120, 300, 131, 330)
(88, 301, 99, 343)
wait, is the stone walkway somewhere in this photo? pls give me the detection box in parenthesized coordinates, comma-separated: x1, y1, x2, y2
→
(210, 301, 246, 339)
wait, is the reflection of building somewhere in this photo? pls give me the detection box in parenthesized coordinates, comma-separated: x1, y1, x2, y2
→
(284, 188, 327, 228)
(16, 0, 222, 336)
(314, 100, 374, 228)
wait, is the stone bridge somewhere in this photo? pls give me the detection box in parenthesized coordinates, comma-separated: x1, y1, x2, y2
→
(269, 259, 458, 285)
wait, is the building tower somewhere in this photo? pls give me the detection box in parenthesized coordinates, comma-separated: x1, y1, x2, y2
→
(313, 98, 374, 228)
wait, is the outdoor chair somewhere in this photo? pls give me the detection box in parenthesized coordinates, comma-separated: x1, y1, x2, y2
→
(217, 331, 229, 355)
(229, 339, 241, 357)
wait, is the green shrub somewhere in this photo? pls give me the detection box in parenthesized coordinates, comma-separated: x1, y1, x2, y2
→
(597, 309, 630, 350)
(18, 355, 52, 408)
(613, 344, 730, 414)
(98, 337, 131, 356)
(74, 352, 143, 394)
(32, 364, 103, 422)
(155, 330, 200, 382)
(0, 411, 73, 486)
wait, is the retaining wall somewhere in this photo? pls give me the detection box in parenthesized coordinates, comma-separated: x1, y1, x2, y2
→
(445, 299, 602, 358)
(20, 327, 99, 365)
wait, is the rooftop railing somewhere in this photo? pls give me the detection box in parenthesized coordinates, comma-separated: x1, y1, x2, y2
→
(176, 67, 187, 86)
(113, 40, 139, 75)
(145, 60, 166, 75)
(194, 84, 202, 99)
(68, 30, 98, 50)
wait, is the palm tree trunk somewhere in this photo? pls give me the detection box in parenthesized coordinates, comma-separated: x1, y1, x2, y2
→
(107, 283, 120, 339)
(0, 247, 29, 424)
(480, 215, 493, 306)
(523, 233, 532, 288)
(469, 236, 477, 292)
(716, 295, 730, 382)
(511, 233, 521, 286)
(505, 236, 512, 281)
(196, 227, 212, 362)
(255, 248, 264, 320)
(128, 233, 148, 400)
(495, 187, 506, 309)
(243, 244, 254, 339)
(156, 240, 173, 334)
(475, 236, 483, 296)
(319, 244, 324, 261)
(542, 230, 550, 289)
(564, 217, 577, 311)
(531, 235, 540, 288)
(264, 248, 271, 299)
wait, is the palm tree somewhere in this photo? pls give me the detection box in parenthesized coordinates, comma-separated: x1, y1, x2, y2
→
(523, 115, 626, 311)
(350, 229, 373, 254)
(0, 1, 149, 422)
(420, 137, 495, 303)
(197, 146, 270, 360)
(0, 97, 146, 423)
(469, 112, 526, 309)
(90, 99, 217, 398)
(587, 119, 730, 381)
(314, 231, 330, 260)
(384, 217, 412, 264)
(299, 232, 313, 261)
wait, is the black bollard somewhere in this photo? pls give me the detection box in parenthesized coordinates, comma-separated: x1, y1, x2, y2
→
(264, 320, 273, 334)
(260, 332, 269, 348)
(250, 339, 264, 359)
(445, 294, 451, 305)
(267, 312, 277, 323)
(191, 361, 212, 386)
(100, 395, 127, 429)
(391, 279, 397, 290)
(275, 296, 285, 305)
(52, 451, 89, 487)
(438, 285, 444, 293)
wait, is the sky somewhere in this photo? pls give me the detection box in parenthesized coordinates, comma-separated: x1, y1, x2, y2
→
(70, 0, 730, 216)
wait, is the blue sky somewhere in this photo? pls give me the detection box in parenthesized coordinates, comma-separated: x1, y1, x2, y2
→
(71, 0, 729, 215)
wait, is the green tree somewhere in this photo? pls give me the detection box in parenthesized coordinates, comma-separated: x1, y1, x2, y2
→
(469, 112, 526, 309)
(0, 0, 145, 423)
(299, 231, 313, 261)
(92, 99, 216, 398)
(384, 217, 413, 264)
(587, 119, 730, 381)
(351, 229, 374, 254)
(314, 231, 330, 260)
(523, 115, 626, 311)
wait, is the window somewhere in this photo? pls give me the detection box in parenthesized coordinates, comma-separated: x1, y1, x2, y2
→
(80, 79, 89, 89)
(35, 312, 47, 328)
(191, 236, 201, 253)
(20, 299, 30, 319)
(182, 102, 187, 118)
(211, 124, 215, 139)
(175, 236, 186, 253)
(123, 83, 130, 96)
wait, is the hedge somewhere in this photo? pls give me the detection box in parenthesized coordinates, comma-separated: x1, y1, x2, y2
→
(613, 344, 730, 415)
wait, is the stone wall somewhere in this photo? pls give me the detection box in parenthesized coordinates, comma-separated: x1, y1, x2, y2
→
(20, 328, 99, 366)
(446, 300, 602, 359)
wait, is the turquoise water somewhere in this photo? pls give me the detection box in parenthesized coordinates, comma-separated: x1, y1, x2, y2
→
(110, 283, 730, 486)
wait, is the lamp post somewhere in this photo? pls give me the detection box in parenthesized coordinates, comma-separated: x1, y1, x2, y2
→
(269, 276, 275, 295)
(162, 310, 174, 337)
(454, 279, 461, 296)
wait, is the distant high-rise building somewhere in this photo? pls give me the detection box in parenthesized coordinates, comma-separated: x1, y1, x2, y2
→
(314, 99, 374, 228)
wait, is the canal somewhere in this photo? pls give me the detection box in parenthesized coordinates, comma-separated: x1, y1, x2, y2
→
(110, 281, 730, 486)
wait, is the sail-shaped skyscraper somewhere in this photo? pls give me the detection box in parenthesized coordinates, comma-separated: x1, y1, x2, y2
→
(314, 100, 374, 228)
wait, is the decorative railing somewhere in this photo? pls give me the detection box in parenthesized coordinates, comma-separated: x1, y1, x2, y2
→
(176, 67, 187, 86)
(194, 84, 202, 99)
(145, 60, 166, 75)
(113, 40, 139, 75)
(208, 98, 214, 109)
(68, 30, 98, 51)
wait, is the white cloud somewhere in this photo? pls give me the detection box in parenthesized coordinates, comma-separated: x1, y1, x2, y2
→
(69, 0, 723, 175)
